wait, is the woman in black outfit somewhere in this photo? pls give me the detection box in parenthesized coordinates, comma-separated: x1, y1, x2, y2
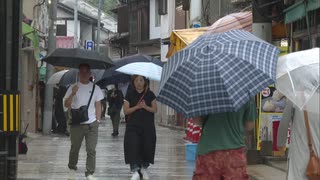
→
(123, 75, 157, 180)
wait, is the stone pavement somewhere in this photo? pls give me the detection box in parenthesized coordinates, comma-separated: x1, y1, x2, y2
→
(17, 119, 194, 180)
(17, 118, 287, 180)
(247, 164, 287, 180)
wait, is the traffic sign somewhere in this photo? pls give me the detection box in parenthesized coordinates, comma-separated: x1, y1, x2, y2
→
(85, 40, 94, 50)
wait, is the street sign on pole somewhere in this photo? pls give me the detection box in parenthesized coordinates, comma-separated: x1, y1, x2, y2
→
(85, 40, 94, 50)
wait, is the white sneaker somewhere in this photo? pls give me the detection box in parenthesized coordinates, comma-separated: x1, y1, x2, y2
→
(68, 169, 76, 180)
(141, 168, 150, 180)
(130, 171, 140, 180)
(87, 174, 97, 180)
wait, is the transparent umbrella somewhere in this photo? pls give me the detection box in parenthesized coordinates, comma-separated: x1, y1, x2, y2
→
(276, 48, 319, 113)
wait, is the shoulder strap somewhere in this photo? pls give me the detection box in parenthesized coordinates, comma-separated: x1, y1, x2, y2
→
(135, 90, 147, 106)
(87, 84, 96, 107)
(304, 110, 314, 153)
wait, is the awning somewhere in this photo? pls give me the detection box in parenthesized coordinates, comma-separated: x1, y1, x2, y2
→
(56, 36, 74, 48)
(284, 0, 320, 24)
(22, 22, 40, 60)
(166, 27, 208, 58)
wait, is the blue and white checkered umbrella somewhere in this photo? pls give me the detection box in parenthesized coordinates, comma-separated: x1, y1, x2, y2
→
(157, 30, 280, 118)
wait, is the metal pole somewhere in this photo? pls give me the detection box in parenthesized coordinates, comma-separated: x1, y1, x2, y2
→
(96, 0, 102, 52)
(42, 0, 57, 134)
(74, 0, 78, 48)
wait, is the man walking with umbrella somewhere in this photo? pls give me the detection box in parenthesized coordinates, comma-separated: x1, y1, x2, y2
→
(64, 64, 104, 180)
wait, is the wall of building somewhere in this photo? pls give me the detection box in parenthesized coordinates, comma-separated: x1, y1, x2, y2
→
(190, 0, 202, 25)
(80, 21, 93, 43)
(160, 0, 175, 39)
(202, 0, 234, 26)
(175, 5, 186, 29)
(137, 46, 160, 56)
(20, 49, 38, 133)
(23, 0, 38, 19)
(149, 0, 161, 39)
(57, 8, 73, 19)
(66, 20, 81, 41)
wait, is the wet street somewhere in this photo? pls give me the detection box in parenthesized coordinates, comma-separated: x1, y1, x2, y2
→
(17, 118, 287, 180)
(17, 119, 194, 180)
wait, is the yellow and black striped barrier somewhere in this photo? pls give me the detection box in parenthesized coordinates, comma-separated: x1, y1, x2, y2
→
(0, 91, 20, 135)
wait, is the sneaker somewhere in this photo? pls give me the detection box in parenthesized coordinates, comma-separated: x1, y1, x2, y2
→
(87, 174, 97, 180)
(67, 169, 76, 180)
(141, 168, 150, 179)
(130, 171, 140, 180)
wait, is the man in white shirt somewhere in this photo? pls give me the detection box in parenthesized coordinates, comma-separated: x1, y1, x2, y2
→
(64, 64, 104, 180)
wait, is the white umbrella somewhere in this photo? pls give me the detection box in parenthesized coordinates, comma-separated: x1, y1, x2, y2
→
(116, 62, 162, 81)
(47, 70, 69, 84)
(276, 48, 319, 113)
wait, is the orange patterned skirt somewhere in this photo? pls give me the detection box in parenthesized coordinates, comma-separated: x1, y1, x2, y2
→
(193, 147, 249, 180)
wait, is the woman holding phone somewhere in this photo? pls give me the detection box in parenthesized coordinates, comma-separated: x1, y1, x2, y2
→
(123, 75, 157, 180)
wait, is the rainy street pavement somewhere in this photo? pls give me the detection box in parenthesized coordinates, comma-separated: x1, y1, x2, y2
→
(17, 118, 194, 180)
(17, 118, 287, 180)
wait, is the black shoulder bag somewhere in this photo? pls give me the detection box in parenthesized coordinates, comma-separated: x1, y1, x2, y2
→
(70, 84, 96, 125)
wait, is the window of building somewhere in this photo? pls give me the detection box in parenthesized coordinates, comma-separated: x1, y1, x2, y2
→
(56, 20, 67, 36)
(155, 0, 161, 27)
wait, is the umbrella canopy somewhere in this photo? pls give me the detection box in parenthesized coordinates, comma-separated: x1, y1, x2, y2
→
(157, 30, 280, 118)
(206, 11, 252, 34)
(47, 69, 104, 86)
(96, 67, 131, 87)
(112, 54, 164, 81)
(42, 48, 114, 69)
(276, 48, 319, 113)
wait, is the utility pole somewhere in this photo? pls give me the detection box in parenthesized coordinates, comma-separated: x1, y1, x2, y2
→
(96, 0, 102, 52)
(43, 0, 57, 134)
(250, 0, 272, 160)
(74, 0, 79, 48)
(0, 0, 22, 179)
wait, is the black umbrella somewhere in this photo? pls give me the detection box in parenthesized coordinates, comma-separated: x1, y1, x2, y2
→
(42, 48, 114, 69)
(96, 67, 131, 87)
(59, 69, 105, 86)
(113, 54, 164, 67)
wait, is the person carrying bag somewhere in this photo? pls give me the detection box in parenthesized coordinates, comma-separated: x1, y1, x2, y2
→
(63, 64, 104, 180)
(70, 84, 95, 125)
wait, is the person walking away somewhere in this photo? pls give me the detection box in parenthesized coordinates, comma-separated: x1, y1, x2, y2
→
(64, 64, 104, 180)
(193, 98, 257, 180)
(101, 89, 107, 119)
(107, 84, 124, 136)
(55, 86, 68, 135)
(277, 99, 320, 180)
(123, 75, 157, 180)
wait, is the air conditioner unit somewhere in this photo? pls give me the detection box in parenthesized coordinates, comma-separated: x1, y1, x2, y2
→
(231, 0, 248, 4)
